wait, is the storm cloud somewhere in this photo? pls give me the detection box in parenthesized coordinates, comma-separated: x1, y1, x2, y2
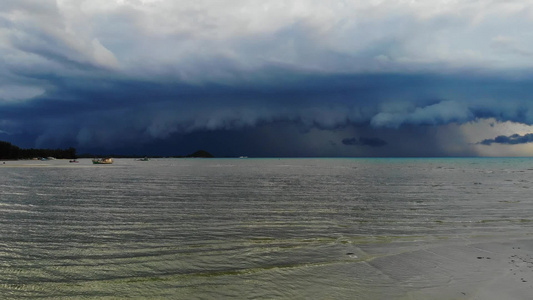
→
(479, 133, 533, 146)
(2, 1, 533, 156)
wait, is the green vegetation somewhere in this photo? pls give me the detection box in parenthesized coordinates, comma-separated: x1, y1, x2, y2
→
(0, 141, 76, 160)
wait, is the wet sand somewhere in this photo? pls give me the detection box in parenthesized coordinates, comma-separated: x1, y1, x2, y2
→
(358, 235, 533, 299)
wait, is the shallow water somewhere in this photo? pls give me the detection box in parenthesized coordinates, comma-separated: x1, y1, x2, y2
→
(1, 158, 533, 299)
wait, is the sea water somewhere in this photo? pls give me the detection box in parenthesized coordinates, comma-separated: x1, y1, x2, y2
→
(1, 158, 533, 299)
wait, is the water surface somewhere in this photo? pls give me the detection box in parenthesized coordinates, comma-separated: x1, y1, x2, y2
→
(1, 158, 533, 299)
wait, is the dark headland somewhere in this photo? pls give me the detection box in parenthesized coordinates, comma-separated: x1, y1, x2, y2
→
(0, 140, 215, 160)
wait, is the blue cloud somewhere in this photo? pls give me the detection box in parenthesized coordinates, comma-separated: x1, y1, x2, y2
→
(479, 133, 533, 146)
(3, 1, 533, 156)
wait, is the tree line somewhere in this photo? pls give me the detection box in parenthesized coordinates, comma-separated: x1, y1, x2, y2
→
(0, 141, 76, 160)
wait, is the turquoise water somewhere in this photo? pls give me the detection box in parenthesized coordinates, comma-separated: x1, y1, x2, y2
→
(1, 158, 533, 299)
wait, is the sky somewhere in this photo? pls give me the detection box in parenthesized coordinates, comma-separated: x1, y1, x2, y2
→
(2, 0, 533, 157)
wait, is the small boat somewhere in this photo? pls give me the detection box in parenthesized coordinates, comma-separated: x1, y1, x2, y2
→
(69, 159, 79, 163)
(136, 157, 149, 161)
(92, 158, 113, 164)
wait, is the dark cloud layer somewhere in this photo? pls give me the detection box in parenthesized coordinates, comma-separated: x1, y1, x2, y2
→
(342, 137, 388, 147)
(479, 133, 533, 146)
(2, 70, 533, 156)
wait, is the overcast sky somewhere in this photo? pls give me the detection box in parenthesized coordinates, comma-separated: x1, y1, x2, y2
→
(2, 0, 533, 157)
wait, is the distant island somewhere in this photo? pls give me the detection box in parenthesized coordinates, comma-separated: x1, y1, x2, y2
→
(1, 141, 214, 160)
(186, 150, 214, 158)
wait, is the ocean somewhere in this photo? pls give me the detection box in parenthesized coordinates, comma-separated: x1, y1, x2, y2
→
(1, 158, 533, 299)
